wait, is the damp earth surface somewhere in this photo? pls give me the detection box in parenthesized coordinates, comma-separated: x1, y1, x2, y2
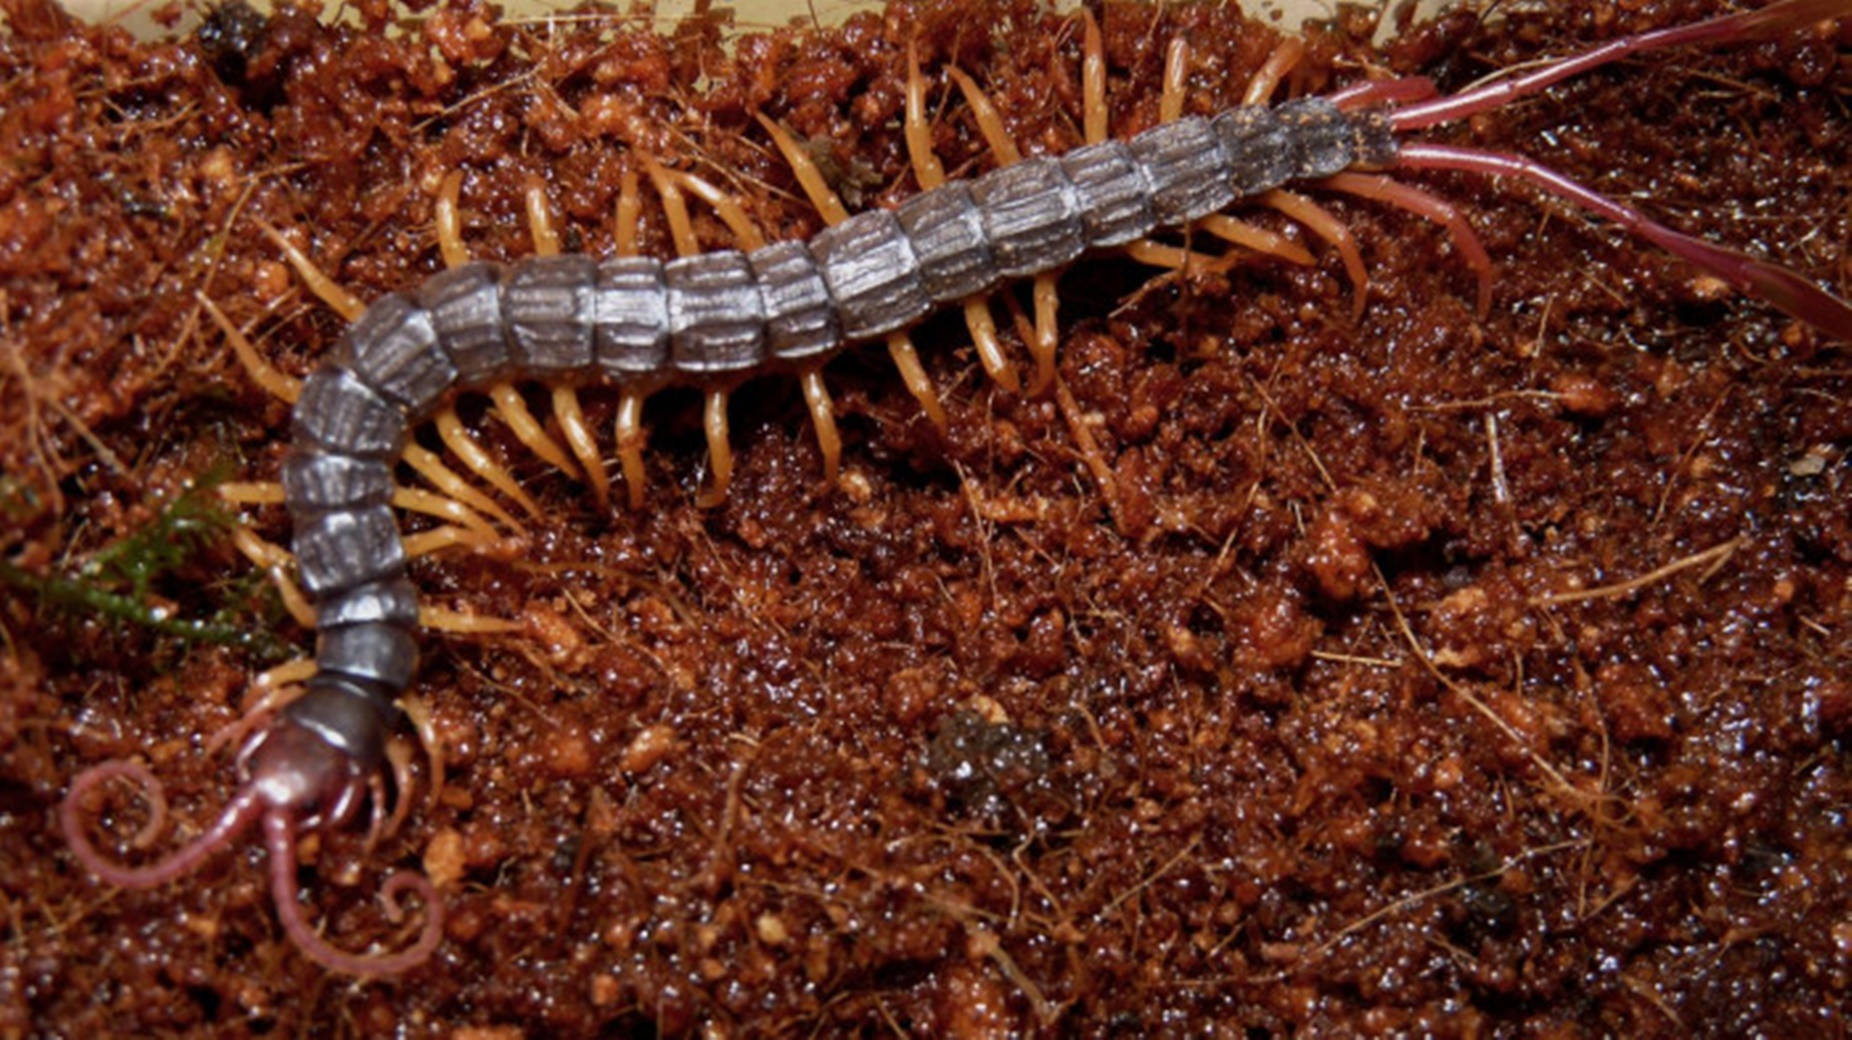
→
(1, 0, 1849, 1033)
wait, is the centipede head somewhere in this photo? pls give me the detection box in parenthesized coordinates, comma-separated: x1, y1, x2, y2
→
(238, 718, 373, 828)
(61, 679, 442, 976)
(238, 675, 398, 830)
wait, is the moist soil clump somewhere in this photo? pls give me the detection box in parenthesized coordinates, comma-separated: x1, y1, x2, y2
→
(2, 0, 1849, 1033)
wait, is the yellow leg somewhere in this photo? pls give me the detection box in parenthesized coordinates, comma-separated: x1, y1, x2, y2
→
(1027, 275, 1060, 396)
(645, 157, 702, 257)
(208, 657, 315, 754)
(487, 382, 582, 482)
(1160, 38, 1189, 124)
(676, 168, 766, 250)
(1081, 8, 1107, 145)
(1121, 240, 1236, 274)
(219, 481, 285, 505)
(436, 405, 543, 519)
(1198, 215, 1315, 266)
(909, 40, 1019, 392)
(392, 486, 499, 542)
(1263, 189, 1369, 323)
(1323, 172, 1494, 318)
(402, 525, 491, 558)
(418, 605, 523, 634)
(696, 389, 734, 508)
(614, 389, 648, 510)
(755, 114, 850, 226)
(201, 291, 300, 404)
(886, 334, 948, 431)
(614, 168, 642, 258)
(961, 298, 1018, 393)
(230, 526, 316, 629)
(552, 384, 611, 509)
(402, 443, 527, 536)
(261, 221, 364, 321)
(946, 66, 1022, 165)
(1054, 377, 1122, 533)
(1242, 36, 1304, 107)
(396, 691, 445, 817)
(798, 368, 842, 487)
(905, 40, 948, 189)
(523, 176, 561, 257)
(434, 170, 470, 271)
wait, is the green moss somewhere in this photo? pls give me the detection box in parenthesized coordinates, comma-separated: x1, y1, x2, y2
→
(1, 464, 290, 659)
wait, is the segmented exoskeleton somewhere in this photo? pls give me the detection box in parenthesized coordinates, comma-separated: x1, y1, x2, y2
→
(61, 0, 1852, 976)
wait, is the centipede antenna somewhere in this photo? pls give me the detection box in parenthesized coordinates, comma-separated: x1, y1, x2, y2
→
(1389, 0, 1852, 132)
(1394, 142, 1852, 339)
(62, 761, 266, 889)
(263, 812, 444, 977)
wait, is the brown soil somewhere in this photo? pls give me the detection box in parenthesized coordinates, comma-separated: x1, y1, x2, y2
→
(2, 0, 1849, 1034)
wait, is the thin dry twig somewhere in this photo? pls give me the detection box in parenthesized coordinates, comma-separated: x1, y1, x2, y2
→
(1530, 537, 1747, 606)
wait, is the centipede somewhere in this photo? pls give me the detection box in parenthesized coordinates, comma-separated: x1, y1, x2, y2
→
(34, 0, 1852, 1024)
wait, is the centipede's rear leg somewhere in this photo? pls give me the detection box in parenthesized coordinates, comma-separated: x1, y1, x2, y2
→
(1099, 22, 1310, 281)
(1211, 38, 1373, 321)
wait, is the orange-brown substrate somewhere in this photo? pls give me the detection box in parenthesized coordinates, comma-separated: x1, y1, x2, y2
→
(2, 0, 1849, 1033)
